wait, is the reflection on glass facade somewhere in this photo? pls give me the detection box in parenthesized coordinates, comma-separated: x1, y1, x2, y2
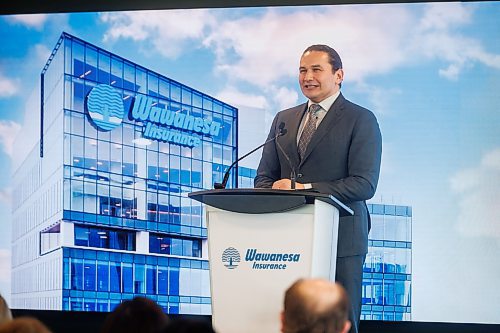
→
(62, 248, 209, 312)
(10, 32, 236, 314)
(237, 167, 257, 188)
(362, 204, 412, 321)
(149, 233, 201, 258)
(74, 225, 136, 251)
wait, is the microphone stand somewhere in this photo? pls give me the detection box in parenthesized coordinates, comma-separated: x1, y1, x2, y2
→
(275, 139, 296, 190)
(214, 126, 286, 189)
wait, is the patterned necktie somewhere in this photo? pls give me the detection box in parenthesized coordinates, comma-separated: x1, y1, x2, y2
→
(298, 104, 321, 160)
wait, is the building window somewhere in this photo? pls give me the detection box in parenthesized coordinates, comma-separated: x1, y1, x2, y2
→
(74, 224, 136, 251)
(40, 224, 61, 255)
(83, 261, 96, 291)
(149, 233, 201, 258)
(97, 260, 109, 292)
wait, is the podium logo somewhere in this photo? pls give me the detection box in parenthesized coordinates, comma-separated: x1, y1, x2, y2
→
(86, 84, 124, 131)
(222, 247, 241, 269)
(245, 248, 301, 270)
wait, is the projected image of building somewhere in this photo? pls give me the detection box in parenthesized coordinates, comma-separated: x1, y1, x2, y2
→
(362, 203, 412, 321)
(10, 31, 411, 320)
(10, 32, 237, 313)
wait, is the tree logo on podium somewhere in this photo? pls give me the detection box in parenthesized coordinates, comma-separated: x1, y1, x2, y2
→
(86, 84, 124, 131)
(222, 247, 241, 269)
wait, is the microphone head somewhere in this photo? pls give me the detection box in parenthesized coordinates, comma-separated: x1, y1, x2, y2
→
(278, 122, 287, 136)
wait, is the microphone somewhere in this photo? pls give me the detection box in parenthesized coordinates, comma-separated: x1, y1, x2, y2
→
(214, 122, 287, 189)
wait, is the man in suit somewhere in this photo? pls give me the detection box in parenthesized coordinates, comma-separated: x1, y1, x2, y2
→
(254, 44, 382, 333)
(281, 278, 351, 333)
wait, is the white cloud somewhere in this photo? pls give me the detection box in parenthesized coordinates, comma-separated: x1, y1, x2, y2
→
(414, 3, 500, 80)
(19, 43, 54, 78)
(439, 63, 461, 80)
(418, 2, 472, 32)
(99, 3, 500, 99)
(205, 2, 500, 88)
(450, 148, 500, 240)
(7, 14, 48, 29)
(483, 150, 500, 169)
(271, 86, 299, 111)
(34, 44, 52, 64)
(203, 5, 416, 87)
(0, 73, 19, 98)
(352, 81, 402, 115)
(100, 9, 215, 58)
(0, 42, 51, 99)
(0, 121, 22, 158)
(0, 249, 11, 284)
(215, 87, 269, 110)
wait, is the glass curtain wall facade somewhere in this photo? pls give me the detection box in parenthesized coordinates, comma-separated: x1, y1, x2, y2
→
(361, 204, 412, 321)
(237, 167, 257, 188)
(11, 32, 237, 314)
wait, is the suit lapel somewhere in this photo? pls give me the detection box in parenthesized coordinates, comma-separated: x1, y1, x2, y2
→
(299, 94, 346, 166)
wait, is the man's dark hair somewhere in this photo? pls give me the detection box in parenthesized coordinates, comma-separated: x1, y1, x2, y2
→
(164, 318, 216, 333)
(100, 297, 170, 333)
(283, 279, 350, 333)
(303, 45, 343, 72)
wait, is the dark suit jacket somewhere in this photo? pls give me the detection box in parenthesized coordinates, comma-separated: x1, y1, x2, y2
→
(254, 93, 382, 257)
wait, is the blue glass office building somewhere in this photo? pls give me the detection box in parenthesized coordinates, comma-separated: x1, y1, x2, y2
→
(10, 32, 237, 313)
(362, 203, 412, 321)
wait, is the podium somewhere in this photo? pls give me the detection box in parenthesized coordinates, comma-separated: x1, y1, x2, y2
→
(189, 189, 353, 333)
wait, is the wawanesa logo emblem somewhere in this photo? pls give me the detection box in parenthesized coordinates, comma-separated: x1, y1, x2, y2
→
(222, 247, 241, 269)
(86, 84, 124, 131)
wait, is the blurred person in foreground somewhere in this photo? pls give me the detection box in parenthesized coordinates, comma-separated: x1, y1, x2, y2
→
(0, 295, 12, 326)
(164, 317, 216, 333)
(100, 297, 170, 333)
(0, 317, 52, 333)
(281, 278, 351, 333)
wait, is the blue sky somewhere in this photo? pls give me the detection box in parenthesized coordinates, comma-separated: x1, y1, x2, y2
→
(0, 1, 499, 323)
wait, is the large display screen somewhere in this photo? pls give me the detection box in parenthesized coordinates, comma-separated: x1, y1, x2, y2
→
(0, 0, 499, 325)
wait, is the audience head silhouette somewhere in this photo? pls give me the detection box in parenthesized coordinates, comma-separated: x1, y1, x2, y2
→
(0, 295, 12, 326)
(281, 278, 351, 333)
(100, 297, 169, 333)
(164, 318, 216, 333)
(0, 317, 52, 333)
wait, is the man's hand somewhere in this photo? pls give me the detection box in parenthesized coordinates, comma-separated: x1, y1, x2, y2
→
(272, 179, 305, 190)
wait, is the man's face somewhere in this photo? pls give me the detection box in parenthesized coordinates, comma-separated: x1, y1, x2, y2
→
(299, 50, 343, 103)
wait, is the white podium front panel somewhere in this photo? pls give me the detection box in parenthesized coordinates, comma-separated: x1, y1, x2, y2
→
(206, 200, 338, 333)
